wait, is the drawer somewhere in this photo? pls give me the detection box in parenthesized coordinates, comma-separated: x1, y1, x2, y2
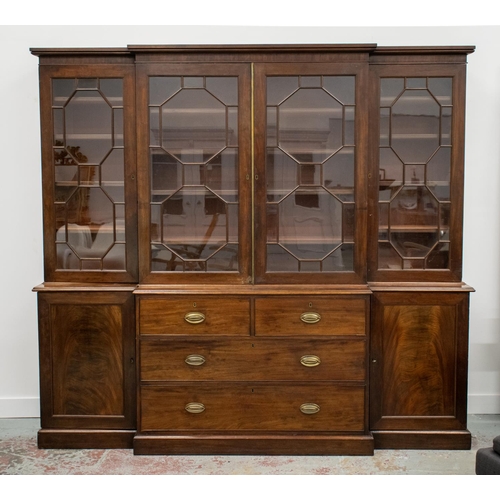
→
(140, 384, 365, 432)
(254, 297, 367, 336)
(139, 297, 251, 335)
(140, 338, 366, 382)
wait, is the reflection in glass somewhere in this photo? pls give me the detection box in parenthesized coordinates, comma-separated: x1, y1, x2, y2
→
(377, 77, 453, 271)
(278, 88, 343, 163)
(52, 78, 126, 271)
(162, 89, 226, 163)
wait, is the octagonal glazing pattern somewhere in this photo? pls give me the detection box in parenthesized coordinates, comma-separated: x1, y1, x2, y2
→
(266, 75, 356, 273)
(149, 76, 239, 273)
(378, 76, 453, 271)
(52, 78, 126, 271)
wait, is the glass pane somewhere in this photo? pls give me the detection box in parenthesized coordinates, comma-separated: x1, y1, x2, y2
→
(206, 244, 239, 272)
(344, 106, 355, 146)
(323, 76, 355, 105)
(300, 76, 321, 88)
(267, 107, 277, 147)
(161, 187, 230, 268)
(183, 77, 204, 88)
(322, 245, 352, 271)
(52, 78, 126, 272)
(53, 79, 76, 105)
(206, 77, 238, 106)
(266, 148, 298, 202)
(428, 78, 452, 105)
(378, 242, 403, 270)
(228, 107, 238, 147)
(99, 79, 123, 105)
(278, 88, 343, 163)
(77, 79, 98, 89)
(380, 78, 404, 106)
(149, 77, 181, 106)
(113, 108, 124, 147)
(65, 90, 113, 164)
(426, 243, 449, 269)
(379, 148, 403, 201)
(278, 187, 342, 260)
(391, 89, 440, 164)
(267, 77, 298, 105)
(162, 89, 226, 163)
(151, 150, 182, 202)
(206, 149, 238, 202)
(324, 147, 354, 201)
(427, 148, 451, 201)
(266, 244, 298, 272)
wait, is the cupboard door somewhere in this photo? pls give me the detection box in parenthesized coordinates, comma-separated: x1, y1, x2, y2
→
(368, 64, 466, 282)
(136, 64, 251, 283)
(39, 64, 137, 282)
(254, 63, 369, 284)
(370, 291, 469, 433)
(37, 291, 136, 430)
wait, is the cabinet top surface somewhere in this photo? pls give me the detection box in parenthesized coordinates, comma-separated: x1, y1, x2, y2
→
(29, 44, 476, 57)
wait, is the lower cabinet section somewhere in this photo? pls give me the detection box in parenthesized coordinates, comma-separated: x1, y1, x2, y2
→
(35, 286, 472, 453)
(36, 289, 136, 448)
(370, 289, 471, 449)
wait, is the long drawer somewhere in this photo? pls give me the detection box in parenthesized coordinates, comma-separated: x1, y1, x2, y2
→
(140, 384, 365, 432)
(140, 338, 366, 382)
(139, 297, 251, 335)
(254, 297, 367, 336)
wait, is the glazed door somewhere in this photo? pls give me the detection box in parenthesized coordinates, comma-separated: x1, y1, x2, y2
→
(39, 64, 138, 282)
(136, 63, 252, 284)
(368, 64, 467, 282)
(253, 63, 369, 284)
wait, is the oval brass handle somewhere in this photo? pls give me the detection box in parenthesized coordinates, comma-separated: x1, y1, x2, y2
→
(300, 312, 321, 324)
(300, 355, 321, 367)
(300, 403, 320, 415)
(185, 354, 206, 366)
(185, 402, 205, 414)
(184, 312, 206, 324)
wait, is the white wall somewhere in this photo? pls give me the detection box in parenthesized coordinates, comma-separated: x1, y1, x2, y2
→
(0, 25, 498, 417)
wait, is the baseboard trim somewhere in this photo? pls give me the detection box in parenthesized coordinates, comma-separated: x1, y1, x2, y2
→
(0, 398, 40, 418)
(468, 395, 500, 414)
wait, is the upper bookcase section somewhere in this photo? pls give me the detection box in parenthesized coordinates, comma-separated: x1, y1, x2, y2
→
(31, 44, 474, 285)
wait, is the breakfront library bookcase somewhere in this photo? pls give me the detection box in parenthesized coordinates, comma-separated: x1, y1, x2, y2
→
(31, 44, 475, 455)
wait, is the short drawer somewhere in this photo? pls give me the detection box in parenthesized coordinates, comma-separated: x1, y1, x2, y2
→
(139, 297, 251, 335)
(140, 338, 366, 382)
(140, 384, 365, 432)
(254, 297, 367, 336)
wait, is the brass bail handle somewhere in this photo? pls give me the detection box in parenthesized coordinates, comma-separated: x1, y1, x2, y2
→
(185, 354, 206, 366)
(300, 403, 320, 415)
(300, 355, 321, 367)
(185, 402, 205, 414)
(300, 312, 321, 324)
(184, 311, 206, 324)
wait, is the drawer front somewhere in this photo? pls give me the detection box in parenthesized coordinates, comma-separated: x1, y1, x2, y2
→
(141, 384, 365, 432)
(139, 297, 251, 335)
(254, 297, 367, 336)
(140, 338, 366, 382)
